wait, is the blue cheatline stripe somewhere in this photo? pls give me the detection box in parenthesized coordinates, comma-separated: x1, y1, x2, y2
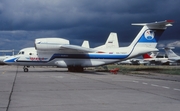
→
(4, 57, 18, 63)
(48, 53, 129, 61)
(14, 54, 129, 63)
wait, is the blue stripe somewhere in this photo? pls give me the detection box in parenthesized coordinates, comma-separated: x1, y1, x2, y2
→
(49, 54, 128, 61)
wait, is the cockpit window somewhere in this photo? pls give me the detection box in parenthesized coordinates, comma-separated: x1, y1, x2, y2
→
(18, 51, 24, 55)
(18, 52, 21, 55)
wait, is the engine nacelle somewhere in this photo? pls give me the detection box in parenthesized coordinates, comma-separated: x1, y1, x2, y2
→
(35, 38, 69, 51)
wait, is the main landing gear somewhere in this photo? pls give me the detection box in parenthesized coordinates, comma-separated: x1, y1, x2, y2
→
(68, 66, 84, 72)
(23, 66, 30, 72)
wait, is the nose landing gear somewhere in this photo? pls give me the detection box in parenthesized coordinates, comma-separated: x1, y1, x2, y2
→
(23, 66, 29, 72)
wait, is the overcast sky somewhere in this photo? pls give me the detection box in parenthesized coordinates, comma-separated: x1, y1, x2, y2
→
(0, 0, 180, 55)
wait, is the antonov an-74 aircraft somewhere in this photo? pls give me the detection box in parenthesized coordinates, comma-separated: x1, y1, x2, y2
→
(4, 20, 174, 72)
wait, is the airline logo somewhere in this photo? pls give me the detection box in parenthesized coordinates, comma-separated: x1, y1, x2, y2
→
(138, 29, 157, 43)
(26, 57, 48, 61)
(144, 30, 154, 40)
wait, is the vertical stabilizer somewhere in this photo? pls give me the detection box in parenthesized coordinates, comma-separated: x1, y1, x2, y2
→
(164, 47, 180, 60)
(150, 52, 159, 58)
(127, 20, 173, 59)
(105, 32, 119, 48)
(130, 20, 174, 48)
(94, 32, 119, 50)
(82, 40, 90, 48)
(143, 53, 152, 59)
(142, 52, 159, 59)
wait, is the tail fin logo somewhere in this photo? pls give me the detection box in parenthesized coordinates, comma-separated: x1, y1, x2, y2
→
(144, 30, 154, 40)
(138, 29, 158, 43)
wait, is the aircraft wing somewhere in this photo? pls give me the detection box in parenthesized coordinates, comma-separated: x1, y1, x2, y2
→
(59, 44, 95, 53)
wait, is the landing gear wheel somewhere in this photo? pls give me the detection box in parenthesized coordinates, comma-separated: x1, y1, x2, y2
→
(24, 68, 29, 72)
(68, 66, 84, 72)
(24, 68, 28, 72)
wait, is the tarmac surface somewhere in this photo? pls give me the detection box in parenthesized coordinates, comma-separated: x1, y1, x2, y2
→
(0, 65, 180, 111)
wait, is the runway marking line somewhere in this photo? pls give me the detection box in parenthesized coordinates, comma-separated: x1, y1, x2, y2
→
(142, 82, 148, 85)
(173, 88, 180, 91)
(151, 84, 159, 87)
(131, 80, 180, 92)
(132, 80, 139, 83)
(161, 86, 170, 89)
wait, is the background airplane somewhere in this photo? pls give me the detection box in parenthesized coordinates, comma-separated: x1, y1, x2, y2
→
(117, 58, 149, 65)
(164, 47, 180, 64)
(3, 20, 174, 72)
(142, 52, 169, 65)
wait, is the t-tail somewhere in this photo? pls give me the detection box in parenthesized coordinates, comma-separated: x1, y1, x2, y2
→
(164, 47, 180, 60)
(128, 20, 174, 58)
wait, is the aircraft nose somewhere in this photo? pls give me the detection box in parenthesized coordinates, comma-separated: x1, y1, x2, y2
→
(3, 57, 18, 64)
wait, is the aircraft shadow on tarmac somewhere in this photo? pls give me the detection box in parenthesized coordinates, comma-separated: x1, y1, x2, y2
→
(17, 68, 107, 75)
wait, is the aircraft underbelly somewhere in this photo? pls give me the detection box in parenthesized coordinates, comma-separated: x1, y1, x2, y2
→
(54, 58, 119, 67)
(15, 58, 119, 67)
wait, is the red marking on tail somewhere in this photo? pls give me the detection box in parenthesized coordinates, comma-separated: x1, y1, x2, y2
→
(166, 20, 174, 23)
(143, 53, 152, 59)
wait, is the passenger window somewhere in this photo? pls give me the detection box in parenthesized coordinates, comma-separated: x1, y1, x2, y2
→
(29, 53, 32, 55)
(22, 51, 24, 54)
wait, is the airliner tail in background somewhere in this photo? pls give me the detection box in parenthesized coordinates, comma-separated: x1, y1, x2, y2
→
(164, 47, 180, 62)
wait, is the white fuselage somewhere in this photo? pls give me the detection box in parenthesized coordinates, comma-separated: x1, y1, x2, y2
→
(4, 46, 158, 67)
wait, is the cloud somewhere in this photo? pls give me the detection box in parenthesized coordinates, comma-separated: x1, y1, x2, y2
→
(0, 0, 180, 50)
(167, 41, 180, 48)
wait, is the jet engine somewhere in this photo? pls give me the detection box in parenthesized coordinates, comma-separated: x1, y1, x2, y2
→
(35, 38, 69, 51)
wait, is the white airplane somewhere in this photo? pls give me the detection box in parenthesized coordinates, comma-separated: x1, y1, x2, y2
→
(164, 47, 180, 63)
(142, 52, 169, 65)
(118, 58, 149, 65)
(3, 20, 174, 72)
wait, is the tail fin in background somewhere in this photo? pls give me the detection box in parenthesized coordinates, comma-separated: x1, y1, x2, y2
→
(142, 53, 152, 59)
(164, 47, 180, 60)
(150, 52, 159, 58)
(94, 32, 119, 50)
(142, 52, 159, 59)
(82, 40, 90, 48)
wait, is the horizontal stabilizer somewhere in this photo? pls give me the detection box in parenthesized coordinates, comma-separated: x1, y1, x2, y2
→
(163, 47, 175, 50)
(132, 20, 174, 29)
